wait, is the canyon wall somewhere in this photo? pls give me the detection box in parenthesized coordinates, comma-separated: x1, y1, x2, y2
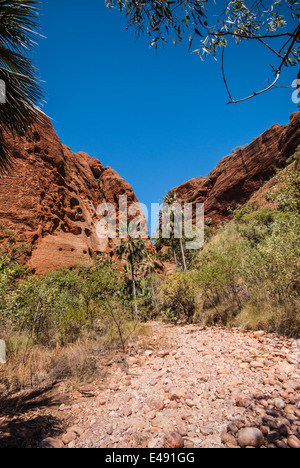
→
(170, 111, 300, 225)
(0, 114, 149, 274)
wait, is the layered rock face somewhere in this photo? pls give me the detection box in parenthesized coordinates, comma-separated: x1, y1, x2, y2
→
(0, 114, 149, 274)
(171, 111, 300, 225)
(1, 110, 299, 273)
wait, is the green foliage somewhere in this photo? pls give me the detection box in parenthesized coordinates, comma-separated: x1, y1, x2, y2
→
(267, 167, 300, 213)
(242, 212, 300, 305)
(107, 1, 300, 102)
(205, 217, 213, 227)
(0, 244, 141, 350)
(114, 234, 148, 321)
(233, 201, 259, 222)
(198, 206, 299, 336)
(286, 145, 300, 165)
(158, 193, 300, 337)
(155, 171, 300, 336)
(0, 0, 44, 173)
(0, 225, 31, 327)
(155, 235, 201, 271)
(106, 1, 299, 59)
(192, 225, 247, 323)
(0, 241, 157, 393)
(0, 223, 158, 355)
(235, 207, 277, 246)
(155, 191, 207, 271)
(159, 271, 195, 323)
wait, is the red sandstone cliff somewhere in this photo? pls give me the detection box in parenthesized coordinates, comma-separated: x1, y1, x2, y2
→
(171, 111, 300, 225)
(0, 114, 149, 274)
(1, 111, 299, 274)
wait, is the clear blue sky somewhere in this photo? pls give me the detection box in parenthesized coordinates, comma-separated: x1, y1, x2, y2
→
(34, 0, 299, 223)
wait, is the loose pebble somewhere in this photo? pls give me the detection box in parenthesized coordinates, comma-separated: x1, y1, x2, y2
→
(4, 322, 299, 449)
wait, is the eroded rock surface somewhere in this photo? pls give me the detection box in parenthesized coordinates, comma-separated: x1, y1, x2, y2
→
(0, 114, 149, 273)
(170, 111, 300, 225)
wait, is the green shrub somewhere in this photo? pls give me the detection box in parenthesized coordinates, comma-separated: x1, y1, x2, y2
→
(267, 167, 300, 213)
(205, 217, 213, 227)
(192, 224, 247, 324)
(233, 202, 259, 222)
(177, 206, 300, 337)
(286, 145, 300, 165)
(241, 212, 300, 308)
(235, 207, 276, 245)
(159, 271, 196, 323)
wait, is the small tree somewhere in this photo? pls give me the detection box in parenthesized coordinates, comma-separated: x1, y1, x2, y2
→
(161, 192, 187, 271)
(139, 253, 161, 315)
(86, 264, 132, 352)
(115, 232, 147, 321)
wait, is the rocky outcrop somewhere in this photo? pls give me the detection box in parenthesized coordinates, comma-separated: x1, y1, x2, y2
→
(1, 110, 299, 273)
(0, 114, 149, 274)
(171, 111, 300, 225)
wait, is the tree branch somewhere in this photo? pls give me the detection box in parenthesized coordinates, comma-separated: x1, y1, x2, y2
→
(224, 24, 300, 104)
(221, 48, 233, 102)
(227, 71, 281, 104)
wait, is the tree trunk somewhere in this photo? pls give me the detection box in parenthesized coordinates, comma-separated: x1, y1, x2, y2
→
(171, 239, 178, 268)
(180, 237, 187, 272)
(151, 280, 160, 315)
(106, 300, 126, 353)
(131, 260, 138, 322)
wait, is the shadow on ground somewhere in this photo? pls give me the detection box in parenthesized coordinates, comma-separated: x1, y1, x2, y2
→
(0, 385, 67, 448)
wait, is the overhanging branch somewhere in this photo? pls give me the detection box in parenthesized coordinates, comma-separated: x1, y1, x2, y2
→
(222, 24, 300, 104)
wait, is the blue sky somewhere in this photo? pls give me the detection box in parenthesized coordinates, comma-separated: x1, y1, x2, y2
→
(34, 0, 299, 225)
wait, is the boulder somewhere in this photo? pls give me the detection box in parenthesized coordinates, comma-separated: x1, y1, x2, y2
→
(237, 428, 264, 448)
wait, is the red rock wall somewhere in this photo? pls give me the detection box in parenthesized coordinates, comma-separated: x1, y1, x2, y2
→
(171, 111, 300, 225)
(1, 111, 299, 273)
(0, 114, 149, 274)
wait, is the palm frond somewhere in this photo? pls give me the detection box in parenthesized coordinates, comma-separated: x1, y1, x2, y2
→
(0, 0, 40, 51)
(0, 0, 43, 175)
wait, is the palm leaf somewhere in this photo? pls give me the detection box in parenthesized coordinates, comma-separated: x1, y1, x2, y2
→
(0, 0, 43, 175)
(0, 0, 40, 51)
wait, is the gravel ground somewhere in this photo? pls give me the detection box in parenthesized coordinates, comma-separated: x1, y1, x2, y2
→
(45, 322, 300, 449)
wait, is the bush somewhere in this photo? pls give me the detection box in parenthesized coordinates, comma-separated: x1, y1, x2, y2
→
(239, 212, 300, 336)
(233, 202, 259, 222)
(0, 251, 153, 394)
(159, 272, 196, 323)
(192, 224, 247, 325)
(286, 144, 300, 165)
(205, 217, 213, 227)
(266, 167, 300, 213)
(167, 200, 300, 337)
(235, 207, 276, 246)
